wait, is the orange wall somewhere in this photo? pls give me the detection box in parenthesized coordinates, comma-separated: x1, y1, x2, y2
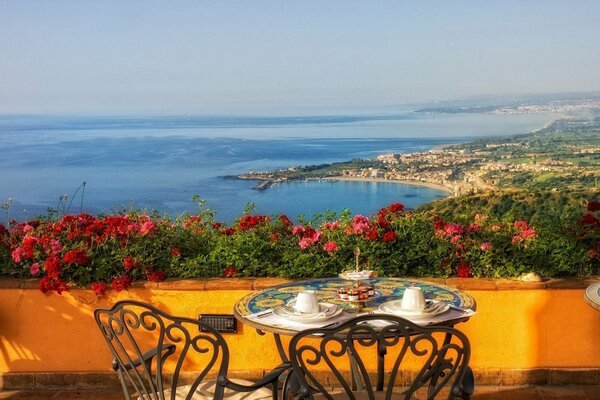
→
(0, 286, 599, 373)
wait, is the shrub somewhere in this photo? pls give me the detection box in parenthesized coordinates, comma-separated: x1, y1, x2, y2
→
(0, 200, 598, 296)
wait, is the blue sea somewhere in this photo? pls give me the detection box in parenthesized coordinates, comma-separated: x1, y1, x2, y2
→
(0, 112, 556, 223)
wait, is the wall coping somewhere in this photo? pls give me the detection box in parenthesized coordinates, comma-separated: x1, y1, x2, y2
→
(0, 277, 598, 291)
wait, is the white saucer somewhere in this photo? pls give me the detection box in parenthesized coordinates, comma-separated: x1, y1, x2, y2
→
(339, 270, 374, 280)
(378, 300, 449, 319)
(274, 302, 342, 322)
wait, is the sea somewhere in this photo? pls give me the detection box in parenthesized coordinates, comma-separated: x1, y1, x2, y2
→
(0, 111, 557, 223)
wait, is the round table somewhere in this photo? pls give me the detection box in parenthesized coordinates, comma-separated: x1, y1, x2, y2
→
(234, 277, 477, 335)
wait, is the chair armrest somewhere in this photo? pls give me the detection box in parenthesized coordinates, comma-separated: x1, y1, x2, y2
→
(112, 344, 176, 371)
(218, 362, 291, 391)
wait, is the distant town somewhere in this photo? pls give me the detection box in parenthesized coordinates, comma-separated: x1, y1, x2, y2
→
(234, 98, 600, 196)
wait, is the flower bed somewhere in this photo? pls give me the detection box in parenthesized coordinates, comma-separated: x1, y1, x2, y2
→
(1, 201, 600, 295)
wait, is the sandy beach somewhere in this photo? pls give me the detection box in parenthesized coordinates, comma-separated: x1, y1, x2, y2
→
(313, 176, 455, 195)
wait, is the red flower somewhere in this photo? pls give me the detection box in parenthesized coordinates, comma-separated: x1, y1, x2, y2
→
(382, 231, 397, 243)
(147, 269, 167, 282)
(388, 203, 404, 213)
(171, 247, 181, 257)
(39, 276, 68, 295)
(587, 201, 600, 212)
(212, 222, 223, 230)
(279, 215, 293, 227)
(365, 228, 378, 241)
(456, 261, 472, 278)
(433, 217, 447, 231)
(323, 241, 339, 253)
(123, 256, 141, 270)
(111, 275, 132, 292)
(45, 255, 61, 278)
(63, 249, 89, 265)
(581, 213, 600, 226)
(91, 281, 108, 296)
(223, 266, 237, 277)
(270, 233, 279, 243)
(238, 215, 270, 231)
(223, 227, 235, 236)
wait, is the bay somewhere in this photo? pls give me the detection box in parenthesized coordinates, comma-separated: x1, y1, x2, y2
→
(0, 111, 557, 223)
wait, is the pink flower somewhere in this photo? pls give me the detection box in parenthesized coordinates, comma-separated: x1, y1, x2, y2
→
(449, 235, 462, 244)
(50, 239, 62, 254)
(352, 215, 370, 235)
(23, 224, 34, 233)
(468, 224, 481, 232)
(11, 248, 24, 263)
(139, 220, 156, 236)
(445, 224, 465, 236)
(30, 262, 40, 276)
(323, 241, 339, 253)
(520, 228, 537, 240)
(299, 238, 311, 249)
(292, 225, 305, 236)
(322, 221, 340, 231)
(480, 242, 492, 251)
(514, 220, 530, 231)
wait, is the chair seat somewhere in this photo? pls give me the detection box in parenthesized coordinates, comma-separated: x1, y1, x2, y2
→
(139, 378, 274, 400)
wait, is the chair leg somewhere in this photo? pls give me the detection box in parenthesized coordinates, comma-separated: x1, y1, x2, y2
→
(452, 366, 474, 400)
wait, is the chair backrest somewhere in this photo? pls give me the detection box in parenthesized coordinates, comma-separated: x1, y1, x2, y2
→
(94, 300, 230, 400)
(288, 314, 470, 400)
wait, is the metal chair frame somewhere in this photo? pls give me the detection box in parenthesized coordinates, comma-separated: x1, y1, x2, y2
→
(288, 314, 472, 400)
(95, 300, 289, 400)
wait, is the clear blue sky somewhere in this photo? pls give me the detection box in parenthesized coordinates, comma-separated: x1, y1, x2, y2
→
(1, 1, 599, 114)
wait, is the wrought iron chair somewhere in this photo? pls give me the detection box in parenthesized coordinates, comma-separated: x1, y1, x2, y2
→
(95, 300, 290, 400)
(287, 314, 473, 400)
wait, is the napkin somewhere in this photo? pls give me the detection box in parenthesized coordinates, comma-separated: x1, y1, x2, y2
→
(366, 308, 476, 327)
(246, 310, 356, 331)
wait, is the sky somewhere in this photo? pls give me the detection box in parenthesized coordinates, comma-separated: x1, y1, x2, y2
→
(1, 1, 599, 115)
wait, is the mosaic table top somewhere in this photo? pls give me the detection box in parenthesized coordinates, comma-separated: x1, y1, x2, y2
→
(234, 277, 477, 318)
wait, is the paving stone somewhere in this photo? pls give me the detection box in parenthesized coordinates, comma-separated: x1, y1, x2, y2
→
(582, 385, 600, 400)
(502, 369, 549, 385)
(550, 369, 599, 385)
(492, 386, 542, 400)
(539, 386, 590, 400)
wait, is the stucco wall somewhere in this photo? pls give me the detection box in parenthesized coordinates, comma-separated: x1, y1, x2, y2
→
(0, 277, 599, 387)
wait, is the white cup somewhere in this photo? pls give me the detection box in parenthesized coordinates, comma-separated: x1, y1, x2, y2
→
(401, 287, 426, 311)
(295, 291, 320, 314)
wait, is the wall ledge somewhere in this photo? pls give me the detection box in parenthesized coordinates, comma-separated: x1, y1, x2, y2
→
(0, 276, 598, 292)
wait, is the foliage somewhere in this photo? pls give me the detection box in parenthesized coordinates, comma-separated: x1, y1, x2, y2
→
(1, 196, 599, 296)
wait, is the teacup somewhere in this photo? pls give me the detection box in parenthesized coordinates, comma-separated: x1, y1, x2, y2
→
(401, 287, 426, 311)
(295, 290, 320, 314)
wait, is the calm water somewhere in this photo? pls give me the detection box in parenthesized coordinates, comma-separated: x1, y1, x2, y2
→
(0, 112, 556, 223)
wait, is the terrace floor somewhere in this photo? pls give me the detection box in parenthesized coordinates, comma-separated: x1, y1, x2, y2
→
(2, 386, 600, 399)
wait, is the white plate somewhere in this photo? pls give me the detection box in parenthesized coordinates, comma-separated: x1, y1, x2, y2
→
(378, 300, 450, 319)
(274, 302, 343, 322)
(339, 270, 374, 280)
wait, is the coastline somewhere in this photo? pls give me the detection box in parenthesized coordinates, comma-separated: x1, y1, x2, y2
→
(312, 176, 455, 195)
